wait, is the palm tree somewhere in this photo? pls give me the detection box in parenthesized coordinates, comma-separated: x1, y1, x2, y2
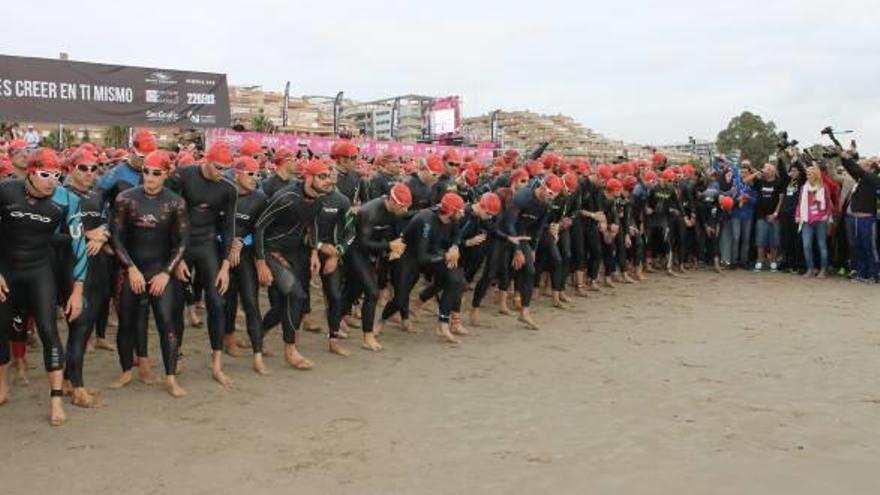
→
(251, 111, 274, 133)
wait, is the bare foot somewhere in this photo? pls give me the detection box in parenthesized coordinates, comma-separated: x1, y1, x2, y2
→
(361, 333, 383, 352)
(0, 376, 8, 405)
(343, 315, 360, 329)
(188, 306, 203, 328)
(165, 376, 187, 398)
(451, 325, 469, 336)
(253, 354, 271, 376)
(86, 337, 96, 353)
(374, 320, 384, 337)
(469, 308, 481, 326)
(211, 367, 234, 388)
(224, 335, 243, 358)
(559, 292, 573, 303)
(400, 319, 421, 334)
(588, 280, 601, 292)
(138, 368, 159, 385)
(497, 304, 514, 316)
(284, 345, 314, 370)
(302, 317, 322, 333)
(71, 387, 99, 408)
(49, 397, 67, 427)
(575, 285, 589, 298)
(552, 293, 567, 309)
(337, 328, 350, 339)
(436, 324, 460, 344)
(329, 339, 351, 357)
(95, 338, 116, 351)
(14, 365, 29, 386)
(622, 273, 635, 284)
(236, 339, 251, 349)
(666, 269, 678, 278)
(518, 311, 540, 330)
(451, 316, 469, 336)
(109, 371, 133, 389)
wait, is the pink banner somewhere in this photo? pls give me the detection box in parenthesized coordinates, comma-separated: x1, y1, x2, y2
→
(204, 128, 496, 161)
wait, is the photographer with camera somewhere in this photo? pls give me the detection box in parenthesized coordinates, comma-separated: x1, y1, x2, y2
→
(836, 141, 879, 283)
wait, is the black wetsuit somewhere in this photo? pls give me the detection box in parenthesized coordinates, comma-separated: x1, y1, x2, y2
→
(342, 197, 403, 333)
(168, 165, 237, 352)
(368, 172, 395, 200)
(598, 192, 620, 275)
(472, 187, 515, 309)
(574, 179, 604, 280)
(336, 170, 369, 205)
(312, 190, 352, 339)
(0, 180, 87, 372)
(224, 188, 268, 352)
(383, 208, 464, 323)
(253, 181, 323, 344)
(646, 184, 681, 263)
(262, 174, 296, 200)
(95, 161, 143, 341)
(111, 186, 188, 376)
(502, 185, 550, 307)
(695, 188, 723, 260)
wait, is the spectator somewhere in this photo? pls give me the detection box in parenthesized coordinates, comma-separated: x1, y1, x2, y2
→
(23, 125, 40, 150)
(745, 160, 786, 271)
(839, 148, 880, 282)
(796, 165, 832, 277)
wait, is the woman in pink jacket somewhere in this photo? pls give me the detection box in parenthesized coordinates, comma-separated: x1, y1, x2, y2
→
(796, 165, 832, 277)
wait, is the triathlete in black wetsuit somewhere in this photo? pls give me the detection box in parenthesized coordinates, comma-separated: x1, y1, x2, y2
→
(645, 168, 682, 275)
(472, 169, 530, 316)
(332, 141, 369, 207)
(109, 151, 188, 398)
(253, 159, 334, 369)
(311, 178, 353, 356)
(167, 141, 237, 387)
(0, 148, 88, 425)
(390, 193, 467, 343)
(341, 183, 411, 351)
(262, 147, 298, 199)
(223, 156, 270, 375)
(93, 130, 153, 351)
(502, 174, 562, 329)
(430, 150, 464, 204)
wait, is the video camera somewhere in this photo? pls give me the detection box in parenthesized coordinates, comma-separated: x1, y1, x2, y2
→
(777, 131, 798, 150)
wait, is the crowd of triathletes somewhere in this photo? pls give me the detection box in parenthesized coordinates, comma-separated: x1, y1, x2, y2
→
(0, 130, 873, 425)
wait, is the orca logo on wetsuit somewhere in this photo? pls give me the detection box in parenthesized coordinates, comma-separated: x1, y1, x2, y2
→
(9, 211, 52, 223)
(235, 212, 251, 220)
(138, 213, 159, 227)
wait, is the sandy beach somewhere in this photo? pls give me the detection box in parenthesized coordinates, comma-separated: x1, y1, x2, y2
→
(2, 270, 879, 494)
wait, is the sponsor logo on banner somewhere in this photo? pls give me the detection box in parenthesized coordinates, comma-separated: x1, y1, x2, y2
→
(146, 110, 179, 123)
(185, 78, 216, 86)
(186, 93, 215, 105)
(145, 89, 179, 104)
(188, 112, 217, 125)
(145, 71, 177, 85)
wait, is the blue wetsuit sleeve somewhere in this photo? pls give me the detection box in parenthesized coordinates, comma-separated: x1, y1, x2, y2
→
(57, 188, 88, 282)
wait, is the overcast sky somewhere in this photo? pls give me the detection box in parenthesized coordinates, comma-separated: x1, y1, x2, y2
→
(5, 0, 879, 154)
